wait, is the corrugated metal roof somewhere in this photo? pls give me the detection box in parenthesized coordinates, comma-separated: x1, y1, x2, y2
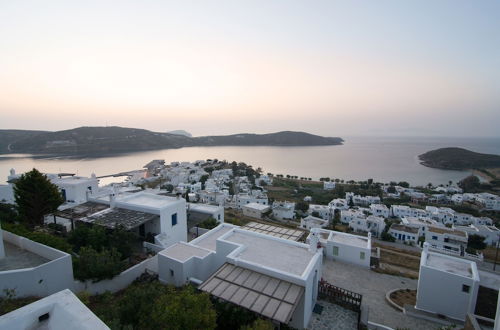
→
(199, 263, 304, 324)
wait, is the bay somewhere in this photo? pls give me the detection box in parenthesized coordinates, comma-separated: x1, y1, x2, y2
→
(0, 136, 499, 186)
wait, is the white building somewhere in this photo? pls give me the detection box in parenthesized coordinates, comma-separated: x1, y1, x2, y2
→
(349, 216, 386, 238)
(416, 243, 480, 321)
(345, 193, 381, 206)
(300, 215, 329, 230)
(308, 228, 371, 268)
(328, 198, 348, 211)
(234, 192, 269, 209)
(308, 204, 331, 220)
(455, 224, 500, 246)
(0, 289, 109, 330)
(425, 226, 468, 254)
(188, 203, 225, 224)
(474, 193, 500, 210)
(158, 224, 323, 329)
(0, 223, 4, 259)
(340, 209, 366, 225)
(388, 224, 420, 245)
(323, 181, 335, 190)
(401, 216, 442, 237)
(242, 203, 271, 219)
(113, 192, 188, 248)
(369, 204, 389, 218)
(272, 201, 296, 220)
(0, 169, 99, 205)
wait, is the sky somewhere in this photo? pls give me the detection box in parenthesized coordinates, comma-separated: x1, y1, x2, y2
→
(0, 1, 499, 137)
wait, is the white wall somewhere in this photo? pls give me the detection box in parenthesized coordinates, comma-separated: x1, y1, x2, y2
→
(416, 263, 478, 321)
(0, 223, 5, 259)
(0, 232, 74, 298)
(73, 256, 157, 295)
(325, 239, 371, 268)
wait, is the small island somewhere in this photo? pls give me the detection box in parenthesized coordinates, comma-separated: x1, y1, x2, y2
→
(419, 147, 500, 172)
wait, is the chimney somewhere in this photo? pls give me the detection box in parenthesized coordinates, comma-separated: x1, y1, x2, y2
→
(110, 185, 117, 208)
(423, 242, 429, 253)
(309, 232, 319, 253)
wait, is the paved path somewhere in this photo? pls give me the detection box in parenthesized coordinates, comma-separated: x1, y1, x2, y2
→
(321, 259, 445, 330)
(308, 300, 358, 330)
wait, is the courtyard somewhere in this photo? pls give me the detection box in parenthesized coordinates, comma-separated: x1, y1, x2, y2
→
(321, 258, 444, 330)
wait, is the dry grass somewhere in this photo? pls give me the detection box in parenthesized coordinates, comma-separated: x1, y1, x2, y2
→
(390, 289, 417, 308)
(482, 246, 500, 263)
(379, 249, 421, 271)
(373, 264, 419, 280)
(372, 242, 422, 257)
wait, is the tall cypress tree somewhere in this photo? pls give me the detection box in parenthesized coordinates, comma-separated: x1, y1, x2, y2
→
(13, 168, 64, 228)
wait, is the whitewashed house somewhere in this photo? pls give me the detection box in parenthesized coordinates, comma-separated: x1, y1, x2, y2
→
(308, 204, 331, 220)
(158, 224, 323, 329)
(474, 193, 500, 210)
(345, 193, 380, 206)
(300, 215, 329, 230)
(328, 199, 349, 211)
(272, 201, 296, 220)
(415, 243, 480, 321)
(401, 216, 443, 238)
(340, 209, 366, 225)
(369, 204, 389, 218)
(388, 224, 420, 245)
(349, 216, 386, 238)
(242, 203, 271, 219)
(323, 181, 335, 190)
(425, 226, 468, 255)
(234, 192, 269, 209)
(0, 289, 109, 330)
(308, 228, 371, 268)
(455, 224, 500, 246)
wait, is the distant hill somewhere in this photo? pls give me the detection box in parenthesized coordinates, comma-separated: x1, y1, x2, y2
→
(419, 147, 500, 170)
(0, 127, 343, 156)
(167, 130, 192, 137)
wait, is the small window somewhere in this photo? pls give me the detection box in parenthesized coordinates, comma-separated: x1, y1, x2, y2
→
(333, 246, 339, 256)
(432, 236, 438, 240)
(170, 269, 174, 277)
(462, 284, 470, 293)
(171, 213, 178, 226)
(218, 214, 221, 220)
(360, 252, 365, 260)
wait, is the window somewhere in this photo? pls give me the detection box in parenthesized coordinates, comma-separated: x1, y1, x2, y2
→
(170, 269, 174, 277)
(360, 252, 365, 260)
(462, 284, 470, 293)
(333, 246, 339, 256)
(171, 213, 178, 226)
(432, 236, 438, 240)
(218, 214, 221, 220)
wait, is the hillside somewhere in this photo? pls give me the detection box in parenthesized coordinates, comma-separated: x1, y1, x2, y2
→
(0, 127, 342, 156)
(419, 147, 500, 170)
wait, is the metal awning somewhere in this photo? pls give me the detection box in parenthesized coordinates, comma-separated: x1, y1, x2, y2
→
(199, 263, 304, 324)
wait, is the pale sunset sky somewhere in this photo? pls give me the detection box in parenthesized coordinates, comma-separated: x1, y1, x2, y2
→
(1, 1, 499, 137)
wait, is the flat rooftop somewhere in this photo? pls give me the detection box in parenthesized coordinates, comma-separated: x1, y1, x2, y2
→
(243, 203, 270, 211)
(160, 242, 211, 262)
(192, 225, 235, 251)
(0, 242, 49, 271)
(330, 232, 369, 248)
(426, 253, 472, 278)
(225, 230, 315, 276)
(119, 193, 181, 209)
(428, 226, 466, 237)
(242, 222, 304, 241)
(188, 203, 220, 214)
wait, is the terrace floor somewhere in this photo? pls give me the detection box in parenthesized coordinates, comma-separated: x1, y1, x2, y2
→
(0, 241, 49, 271)
(321, 258, 443, 330)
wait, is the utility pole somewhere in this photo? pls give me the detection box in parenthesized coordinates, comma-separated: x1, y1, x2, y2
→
(494, 235, 499, 271)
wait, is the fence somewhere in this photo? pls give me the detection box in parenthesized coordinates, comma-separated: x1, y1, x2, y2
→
(318, 279, 363, 327)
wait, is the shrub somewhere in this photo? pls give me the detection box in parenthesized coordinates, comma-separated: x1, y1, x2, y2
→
(1, 222, 72, 253)
(73, 247, 124, 282)
(197, 217, 219, 230)
(381, 231, 396, 242)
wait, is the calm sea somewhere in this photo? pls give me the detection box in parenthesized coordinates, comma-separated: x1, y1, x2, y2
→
(1, 136, 499, 186)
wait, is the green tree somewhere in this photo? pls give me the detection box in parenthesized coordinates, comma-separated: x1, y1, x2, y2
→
(150, 286, 216, 330)
(197, 217, 219, 230)
(240, 318, 275, 330)
(467, 234, 486, 250)
(398, 181, 410, 188)
(458, 175, 481, 193)
(73, 247, 124, 282)
(13, 168, 64, 228)
(295, 201, 309, 212)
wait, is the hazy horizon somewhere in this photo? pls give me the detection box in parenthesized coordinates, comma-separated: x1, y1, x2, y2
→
(1, 1, 499, 137)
